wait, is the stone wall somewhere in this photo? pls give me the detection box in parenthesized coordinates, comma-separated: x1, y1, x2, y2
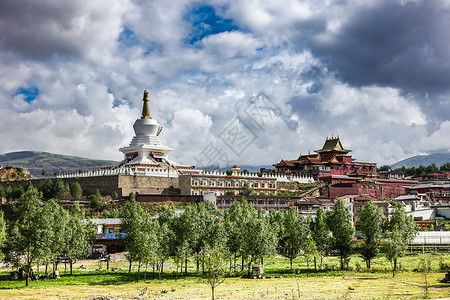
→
(0, 174, 179, 198)
(118, 175, 179, 196)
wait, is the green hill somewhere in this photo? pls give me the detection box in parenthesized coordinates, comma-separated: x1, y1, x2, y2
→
(0, 151, 118, 178)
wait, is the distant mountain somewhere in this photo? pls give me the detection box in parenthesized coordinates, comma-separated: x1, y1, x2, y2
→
(0, 151, 118, 178)
(391, 152, 450, 169)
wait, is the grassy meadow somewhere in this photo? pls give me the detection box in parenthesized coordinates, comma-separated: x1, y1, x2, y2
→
(1, 252, 449, 299)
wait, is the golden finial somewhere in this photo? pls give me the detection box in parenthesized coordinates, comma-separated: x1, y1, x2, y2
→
(141, 90, 151, 119)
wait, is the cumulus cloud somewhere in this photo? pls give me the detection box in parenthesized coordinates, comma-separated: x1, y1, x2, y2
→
(0, 0, 448, 168)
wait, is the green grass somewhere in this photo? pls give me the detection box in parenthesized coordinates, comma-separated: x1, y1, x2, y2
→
(0, 252, 449, 299)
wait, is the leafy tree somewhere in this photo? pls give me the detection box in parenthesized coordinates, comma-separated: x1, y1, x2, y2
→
(328, 199, 355, 270)
(69, 182, 82, 200)
(203, 244, 229, 300)
(3, 186, 45, 286)
(171, 205, 195, 276)
(224, 200, 255, 271)
(53, 178, 65, 200)
(111, 191, 119, 200)
(0, 185, 5, 198)
(11, 185, 24, 200)
(40, 200, 68, 273)
(358, 201, 385, 269)
(383, 202, 418, 277)
(41, 169, 48, 177)
(88, 189, 103, 211)
(38, 178, 65, 200)
(0, 211, 6, 258)
(377, 165, 391, 172)
(239, 182, 254, 196)
(303, 237, 319, 270)
(418, 253, 432, 295)
(120, 197, 159, 282)
(279, 207, 309, 270)
(310, 207, 330, 270)
(224, 190, 235, 195)
(240, 211, 277, 276)
(5, 186, 12, 201)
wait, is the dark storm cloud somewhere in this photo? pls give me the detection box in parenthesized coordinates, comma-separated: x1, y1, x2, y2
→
(308, 0, 450, 95)
(0, 0, 92, 59)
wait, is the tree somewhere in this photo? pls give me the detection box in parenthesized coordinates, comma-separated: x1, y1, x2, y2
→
(40, 199, 67, 273)
(303, 237, 319, 271)
(328, 199, 355, 270)
(0, 211, 6, 258)
(418, 253, 432, 295)
(70, 182, 82, 200)
(310, 207, 330, 270)
(224, 199, 255, 271)
(239, 182, 254, 196)
(120, 197, 159, 282)
(358, 201, 385, 269)
(53, 178, 66, 200)
(11, 185, 24, 200)
(240, 211, 277, 276)
(383, 202, 418, 277)
(41, 169, 48, 177)
(61, 204, 93, 275)
(38, 178, 65, 200)
(3, 186, 45, 286)
(88, 189, 104, 211)
(224, 190, 235, 195)
(203, 245, 229, 300)
(279, 208, 309, 270)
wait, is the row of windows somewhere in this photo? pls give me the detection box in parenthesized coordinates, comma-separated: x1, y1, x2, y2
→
(217, 200, 287, 205)
(192, 180, 274, 188)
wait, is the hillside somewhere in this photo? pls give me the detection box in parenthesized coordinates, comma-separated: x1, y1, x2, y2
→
(391, 152, 450, 169)
(0, 151, 118, 178)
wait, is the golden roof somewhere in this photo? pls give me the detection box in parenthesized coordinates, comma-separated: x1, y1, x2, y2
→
(315, 136, 351, 153)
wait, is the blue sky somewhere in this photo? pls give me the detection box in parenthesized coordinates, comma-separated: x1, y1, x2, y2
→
(0, 0, 449, 167)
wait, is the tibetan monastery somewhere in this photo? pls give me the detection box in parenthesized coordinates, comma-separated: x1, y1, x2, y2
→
(273, 136, 377, 178)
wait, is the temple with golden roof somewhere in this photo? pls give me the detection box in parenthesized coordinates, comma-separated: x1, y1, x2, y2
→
(273, 136, 377, 178)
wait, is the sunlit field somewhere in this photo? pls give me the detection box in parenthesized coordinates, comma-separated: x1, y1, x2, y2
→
(1, 252, 449, 299)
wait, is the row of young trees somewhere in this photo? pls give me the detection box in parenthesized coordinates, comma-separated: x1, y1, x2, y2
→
(0, 186, 93, 286)
(0, 188, 418, 287)
(0, 180, 83, 202)
(120, 197, 418, 284)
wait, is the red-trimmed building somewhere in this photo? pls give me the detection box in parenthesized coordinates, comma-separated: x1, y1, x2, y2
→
(329, 178, 418, 200)
(273, 136, 377, 179)
(415, 171, 450, 182)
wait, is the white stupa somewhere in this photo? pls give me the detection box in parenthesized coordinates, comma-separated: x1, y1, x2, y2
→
(119, 90, 173, 165)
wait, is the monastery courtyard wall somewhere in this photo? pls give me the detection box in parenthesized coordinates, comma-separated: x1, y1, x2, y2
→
(0, 175, 179, 198)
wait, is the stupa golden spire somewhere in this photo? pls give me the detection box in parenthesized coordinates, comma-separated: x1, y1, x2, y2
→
(141, 90, 151, 119)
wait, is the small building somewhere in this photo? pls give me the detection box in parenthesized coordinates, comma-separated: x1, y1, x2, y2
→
(179, 166, 278, 196)
(215, 194, 292, 212)
(89, 218, 124, 254)
(294, 197, 334, 215)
